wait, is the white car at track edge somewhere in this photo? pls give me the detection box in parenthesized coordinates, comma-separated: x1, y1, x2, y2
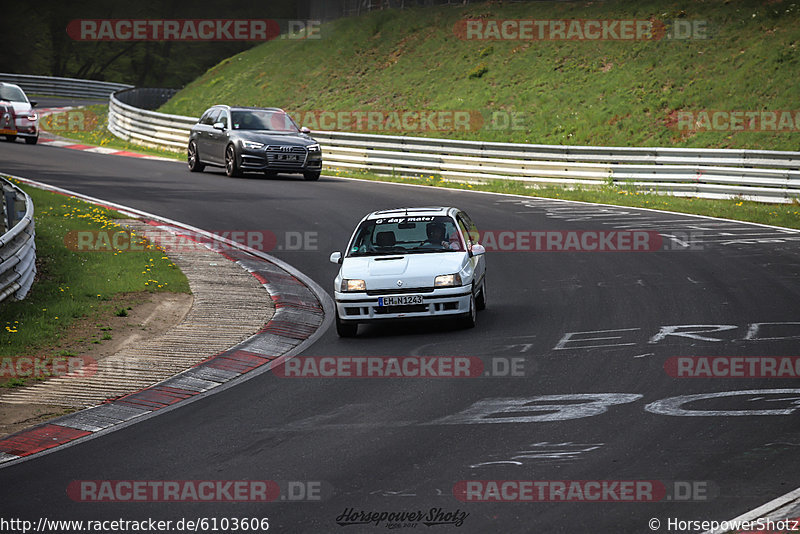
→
(329, 206, 486, 337)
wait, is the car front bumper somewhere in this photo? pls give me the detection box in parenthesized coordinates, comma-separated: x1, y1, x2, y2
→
(334, 286, 472, 323)
(240, 147, 322, 173)
(14, 119, 38, 138)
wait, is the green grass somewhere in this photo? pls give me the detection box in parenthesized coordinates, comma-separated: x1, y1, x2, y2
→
(0, 179, 190, 360)
(157, 0, 800, 151)
(325, 167, 800, 230)
(40, 105, 184, 160)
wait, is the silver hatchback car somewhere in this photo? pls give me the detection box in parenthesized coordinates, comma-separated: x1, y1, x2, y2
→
(0, 83, 39, 145)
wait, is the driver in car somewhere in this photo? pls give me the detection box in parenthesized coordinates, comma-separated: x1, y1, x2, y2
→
(424, 222, 461, 250)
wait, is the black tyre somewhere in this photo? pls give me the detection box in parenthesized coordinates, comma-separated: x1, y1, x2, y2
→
(335, 310, 358, 337)
(303, 171, 321, 181)
(225, 144, 242, 177)
(24, 136, 38, 145)
(460, 291, 477, 329)
(2, 135, 16, 142)
(476, 278, 487, 311)
(187, 141, 204, 172)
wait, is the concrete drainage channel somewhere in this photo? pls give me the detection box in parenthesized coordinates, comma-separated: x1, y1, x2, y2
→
(0, 175, 333, 467)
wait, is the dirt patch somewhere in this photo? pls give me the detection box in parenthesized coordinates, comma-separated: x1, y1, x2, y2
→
(0, 291, 192, 437)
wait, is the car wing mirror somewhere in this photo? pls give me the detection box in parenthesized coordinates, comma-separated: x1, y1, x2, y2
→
(30, 101, 37, 108)
(329, 251, 342, 264)
(470, 244, 486, 256)
(213, 122, 226, 130)
(300, 126, 311, 134)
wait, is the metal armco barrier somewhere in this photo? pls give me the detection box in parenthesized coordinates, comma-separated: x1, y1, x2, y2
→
(0, 178, 36, 303)
(0, 73, 132, 99)
(109, 90, 195, 150)
(106, 93, 800, 204)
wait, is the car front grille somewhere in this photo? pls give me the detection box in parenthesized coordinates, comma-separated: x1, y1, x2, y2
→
(266, 145, 307, 167)
(373, 304, 429, 314)
(365, 287, 434, 296)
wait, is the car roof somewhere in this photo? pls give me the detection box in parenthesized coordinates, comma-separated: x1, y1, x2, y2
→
(208, 105, 284, 113)
(364, 207, 457, 220)
(0, 82, 24, 91)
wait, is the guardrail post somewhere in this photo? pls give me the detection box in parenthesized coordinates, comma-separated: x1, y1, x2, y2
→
(4, 190, 15, 230)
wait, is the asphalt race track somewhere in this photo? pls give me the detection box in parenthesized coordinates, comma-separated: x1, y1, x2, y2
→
(1, 138, 799, 533)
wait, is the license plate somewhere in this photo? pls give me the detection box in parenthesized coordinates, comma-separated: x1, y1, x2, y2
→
(278, 154, 298, 161)
(0, 128, 16, 136)
(378, 295, 423, 306)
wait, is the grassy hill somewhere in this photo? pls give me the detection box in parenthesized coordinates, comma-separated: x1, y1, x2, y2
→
(158, 0, 800, 151)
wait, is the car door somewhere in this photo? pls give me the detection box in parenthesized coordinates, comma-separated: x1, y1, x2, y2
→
(206, 108, 230, 164)
(457, 211, 485, 289)
(194, 108, 219, 163)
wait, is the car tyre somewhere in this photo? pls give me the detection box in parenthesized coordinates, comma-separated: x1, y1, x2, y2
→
(303, 171, 321, 181)
(24, 136, 38, 145)
(335, 309, 358, 337)
(2, 135, 16, 142)
(460, 291, 477, 329)
(476, 278, 487, 311)
(225, 144, 242, 177)
(187, 141, 204, 172)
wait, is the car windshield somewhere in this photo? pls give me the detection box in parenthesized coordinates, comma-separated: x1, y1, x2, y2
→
(0, 85, 27, 103)
(348, 215, 464, 256)
(230, 110, 299, 132)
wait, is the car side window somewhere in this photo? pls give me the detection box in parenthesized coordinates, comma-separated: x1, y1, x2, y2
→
(201, 108, 220, 126)
(217, 110, 229, 129)
(457, 215, 475, 247)
(458, 212, 480, 245)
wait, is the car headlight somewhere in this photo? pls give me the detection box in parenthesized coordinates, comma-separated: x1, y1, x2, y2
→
(26, 113, 37, 121)
(341, 279, 366, 292)
(307, 144, 321, 152)
(242, 141, 265, 150)
(434, 273, 462, 287)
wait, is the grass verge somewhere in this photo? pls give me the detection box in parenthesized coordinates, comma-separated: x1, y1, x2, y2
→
(39, 105, 184, 161)
(157, 0, 800, 151)
(0, 179, 190, 384)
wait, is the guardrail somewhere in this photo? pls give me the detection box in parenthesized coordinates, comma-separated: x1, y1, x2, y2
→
(0, 178, 36, 303)
(106, 93, 800, 204)
(109, 89, 195, 150)
(0, 73, 132, 99)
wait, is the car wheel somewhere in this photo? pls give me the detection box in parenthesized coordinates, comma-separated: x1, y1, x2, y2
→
(335, 309, 358, 337)
(24, 136, 37, 145)
(264, 170, 278, 178)
(187, 141, 205, 172)
(460, 291, 477, 329)
(476, 278, 487, 311)
(303, 171, 321, 181)
(225, 144, 242, 177)
(2, 135, 16, 142)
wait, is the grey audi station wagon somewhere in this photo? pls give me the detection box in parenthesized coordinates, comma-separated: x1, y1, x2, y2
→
(187, 105, 322, 180)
